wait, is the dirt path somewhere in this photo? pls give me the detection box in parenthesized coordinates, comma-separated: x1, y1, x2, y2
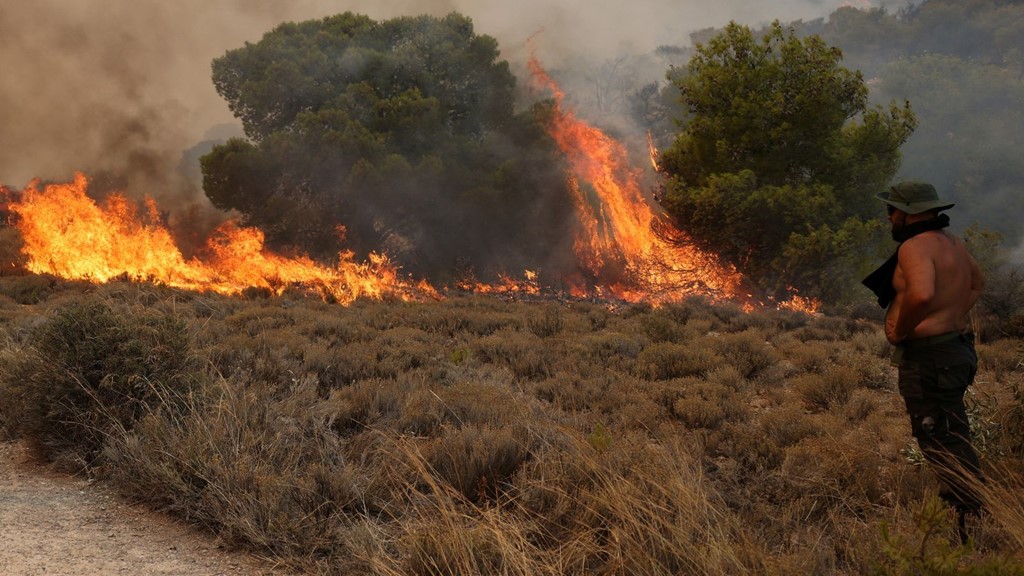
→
(0, 440, 286, 575)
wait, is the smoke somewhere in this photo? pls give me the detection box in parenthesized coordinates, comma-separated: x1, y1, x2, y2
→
(0, 0, 902, 259)
(0, 0, 897, 181)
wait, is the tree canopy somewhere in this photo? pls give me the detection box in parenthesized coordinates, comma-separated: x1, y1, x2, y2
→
(201, 12, 573, 281)
(658, 22, 917, 301)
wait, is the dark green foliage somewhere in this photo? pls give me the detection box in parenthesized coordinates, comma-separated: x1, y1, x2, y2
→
(202, 12, 575, 283)
(659, 21, 915, 302)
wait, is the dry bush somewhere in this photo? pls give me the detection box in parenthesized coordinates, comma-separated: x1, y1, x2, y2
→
(403, 519, 537, 576)
(0, 272, 62, 304)
(636, 311, 684, 343)
(757, 403, 824, 449)
(3, 283, 1022, 574)
(575, 331, 645, 370)
(424, 424, 533, 504)
(782, 337, 834, 373)
(706, 328, 778, 378)
(667, 377, 750, 429)
(320, 377, 410, 433)
(510, 432, 764, 575)
(527, 303, 565, 338)
(792, 365, 861, 412)
(472, 328, 553, 380)
(0, 297, 199, 465)
(223, 303, 297, 336)
(706, 364, 747, 390)
(706, 420, 787, 474)
(779, 430, 889, 514)
(532, 370, 610, 412)
(581, 303, 611, 331)
(843, 388, 881, 422)
(582, 372, 667, 430)
(634, 340, 723, 380)
(445, 296, 522, 336)
(848, 328, 892, 358)
(838, 348, 893, 391)
(790, 315, 860, 342)
(104, 380, 370, 567)
(977, 339, 1024, 382)
(679, 317, 716, 340)
(299, 310, 377, 344)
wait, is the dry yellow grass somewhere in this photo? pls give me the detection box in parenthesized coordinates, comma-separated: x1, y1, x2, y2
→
(1, 277, 1022, 574)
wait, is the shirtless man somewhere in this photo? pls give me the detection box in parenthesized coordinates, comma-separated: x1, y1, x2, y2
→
(878, 181, 985, 542)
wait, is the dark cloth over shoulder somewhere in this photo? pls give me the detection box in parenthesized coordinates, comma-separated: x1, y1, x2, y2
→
(862, 253, 898, 308)
(861, 214, 950, 309)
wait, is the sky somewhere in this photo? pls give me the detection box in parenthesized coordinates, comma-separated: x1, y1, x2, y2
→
(0, 0, 909, 192)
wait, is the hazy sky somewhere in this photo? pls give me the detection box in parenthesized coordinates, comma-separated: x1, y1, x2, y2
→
(0, 0, 895, 189)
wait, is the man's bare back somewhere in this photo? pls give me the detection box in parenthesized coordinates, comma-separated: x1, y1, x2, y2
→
(885, 229, 983, 344)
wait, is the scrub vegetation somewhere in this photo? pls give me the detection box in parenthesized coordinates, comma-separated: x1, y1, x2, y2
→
(1, 278, 1022, 575)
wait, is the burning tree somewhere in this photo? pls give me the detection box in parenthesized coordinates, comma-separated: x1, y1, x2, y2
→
(201, 12, 575, 284)
(658, 21, 917, 303)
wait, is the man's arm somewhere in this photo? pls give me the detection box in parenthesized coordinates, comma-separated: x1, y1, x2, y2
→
(890, 240, 936, 343)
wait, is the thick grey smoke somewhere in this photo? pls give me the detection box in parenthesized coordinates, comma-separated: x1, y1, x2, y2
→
(3, 0, 923, 265)
(0, 0, 895, 190)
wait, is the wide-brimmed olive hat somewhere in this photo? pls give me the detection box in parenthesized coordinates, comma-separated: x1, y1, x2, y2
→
(877, 181, 955, 215)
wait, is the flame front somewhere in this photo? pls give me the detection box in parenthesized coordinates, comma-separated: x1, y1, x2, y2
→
(528, 53, 747, 306)
(7, 172, 435, 304)
(4, 54, 818, 313)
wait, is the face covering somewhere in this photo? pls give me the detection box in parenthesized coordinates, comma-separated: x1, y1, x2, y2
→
(892, 212, 950, 242)
(862, 213, 950, 308)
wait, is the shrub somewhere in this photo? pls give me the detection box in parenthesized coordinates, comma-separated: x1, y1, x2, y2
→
(670, 379, 749, 429)
(104, 380, 367, 562)
(977, 339, 1024, 383)
(0, 297, 198, 465)
(425, 424, 532, 503)
(708, 328, 778, 378)
(792, 366, 860, 412)
(779, 431, 888, 509)
(758, 404, 823, 449)
(527, 304, 565, 338)
(637, 312, 684, 343)
(634, 341, 723, 380)
(472, 329, 553, 380)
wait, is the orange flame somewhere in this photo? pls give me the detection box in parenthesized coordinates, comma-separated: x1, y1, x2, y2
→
(527, 50, 750, 306)
(7, 173, 436, 304)
(4, 52, 818, 313)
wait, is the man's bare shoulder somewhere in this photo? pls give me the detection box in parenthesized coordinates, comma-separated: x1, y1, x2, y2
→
(899, 230, 959, 256)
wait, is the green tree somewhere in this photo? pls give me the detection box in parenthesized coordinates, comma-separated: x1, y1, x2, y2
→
(658, 22, 916, 302)
(201, 12, 573, 281)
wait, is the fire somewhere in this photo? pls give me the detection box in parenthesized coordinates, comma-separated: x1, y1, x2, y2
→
(7, 172, 436, 304)
(457, 269, 541, 297)
(3, 54, 818, 314)
(527, 51, 750, 306)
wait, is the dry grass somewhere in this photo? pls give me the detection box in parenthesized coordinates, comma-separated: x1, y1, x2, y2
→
(1, 277, 1023, 574)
